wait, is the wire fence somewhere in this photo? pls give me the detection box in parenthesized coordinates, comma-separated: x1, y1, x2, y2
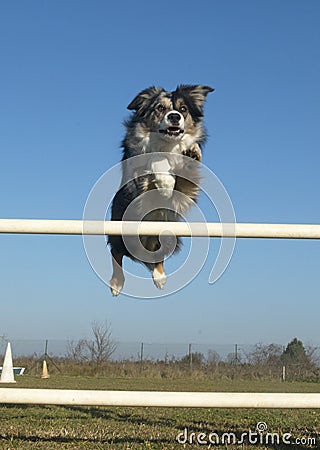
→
(1, 339, 253, 361)
(1, 338, 319, 365)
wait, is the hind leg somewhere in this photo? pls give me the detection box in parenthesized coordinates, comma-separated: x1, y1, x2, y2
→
(109, 250, 125, 297)
(152, 261, 167, 290)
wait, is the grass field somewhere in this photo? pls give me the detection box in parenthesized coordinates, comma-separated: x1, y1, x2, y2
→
(0, 376, 319, 449)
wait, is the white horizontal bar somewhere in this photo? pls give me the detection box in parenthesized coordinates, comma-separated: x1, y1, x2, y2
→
(0, 219, 320, 239)
(0, 389, 320, 408)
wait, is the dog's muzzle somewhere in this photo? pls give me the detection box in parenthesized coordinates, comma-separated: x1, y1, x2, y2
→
(159, 111, 184, 138)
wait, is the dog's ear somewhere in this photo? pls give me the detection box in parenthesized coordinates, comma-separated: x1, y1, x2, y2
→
(127, 86, 165, 114)
(175, 85, 214, 119)
(176, 85, 214, 107)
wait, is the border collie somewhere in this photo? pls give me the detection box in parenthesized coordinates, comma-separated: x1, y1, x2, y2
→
(108, 84, 213, 296)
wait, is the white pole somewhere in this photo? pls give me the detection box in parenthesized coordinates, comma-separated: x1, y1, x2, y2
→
(0, 389, 320, 408)
(0, 219, 320, 239)
(282, 366, 286, 382)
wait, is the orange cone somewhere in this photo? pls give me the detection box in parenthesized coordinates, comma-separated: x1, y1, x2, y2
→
(41, 360, 50, 379)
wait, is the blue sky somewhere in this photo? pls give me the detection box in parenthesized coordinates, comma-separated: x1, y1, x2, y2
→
(0, 1, 319, 348)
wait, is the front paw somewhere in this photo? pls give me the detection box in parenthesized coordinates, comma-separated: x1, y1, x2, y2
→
(182, 143, 202, 162)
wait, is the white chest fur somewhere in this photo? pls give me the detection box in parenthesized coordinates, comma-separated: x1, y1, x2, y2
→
(149, 157, 175, 198)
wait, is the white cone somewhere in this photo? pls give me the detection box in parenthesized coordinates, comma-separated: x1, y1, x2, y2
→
(0, 342, 16, 383)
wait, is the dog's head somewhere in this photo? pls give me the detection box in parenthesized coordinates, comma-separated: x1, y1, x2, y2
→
(127, 84, 214, 141)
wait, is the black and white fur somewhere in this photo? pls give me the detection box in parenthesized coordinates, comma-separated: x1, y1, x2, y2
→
(108, 84, 214, 296)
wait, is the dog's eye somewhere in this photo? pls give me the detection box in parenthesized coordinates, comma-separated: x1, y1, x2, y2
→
(180, 105, 188, 113)
(157, 104, 165, 112)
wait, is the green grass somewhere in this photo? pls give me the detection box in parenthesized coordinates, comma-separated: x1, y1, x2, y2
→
(0, 376, 319, 449)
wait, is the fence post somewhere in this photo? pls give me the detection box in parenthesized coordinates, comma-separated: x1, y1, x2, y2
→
(140, 343, 144, 373)
(282, 365, 286, 382)
(189, 343, 192, 371)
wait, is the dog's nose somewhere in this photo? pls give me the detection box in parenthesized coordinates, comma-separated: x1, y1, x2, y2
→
(167, 112, 181, 124)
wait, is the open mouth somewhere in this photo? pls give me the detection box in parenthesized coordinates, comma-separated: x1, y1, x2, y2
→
(159, 127, 184, 137)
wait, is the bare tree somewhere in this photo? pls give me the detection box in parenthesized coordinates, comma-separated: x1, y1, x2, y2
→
(207, 350, 221, 366)
(66, 321, 117, 368)
(246, 342, 282, 366)
(305, 344, 320, 367)
(66, 338, 87, 363)
(85, 321, 117, 367)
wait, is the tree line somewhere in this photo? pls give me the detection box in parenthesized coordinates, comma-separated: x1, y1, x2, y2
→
(60, 322, 319, 381)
